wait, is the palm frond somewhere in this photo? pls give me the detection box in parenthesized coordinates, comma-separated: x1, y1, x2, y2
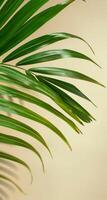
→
(3, 32, 94, 62)
(0, 0, 104, 199)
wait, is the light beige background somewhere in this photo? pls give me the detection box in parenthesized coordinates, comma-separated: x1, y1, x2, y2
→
(1, 0, 107, 200)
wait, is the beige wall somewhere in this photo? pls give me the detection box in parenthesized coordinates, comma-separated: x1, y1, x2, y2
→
(1, 0, 107, 200)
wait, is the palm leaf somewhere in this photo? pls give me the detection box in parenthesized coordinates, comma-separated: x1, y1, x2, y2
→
(0, 151, 33, 183)
(0, 85, 81, 133)
(32, 75, 94, 104)
(28, 67, 104, 87)
(0, 175, 24, 193)
(3, 32, 94, 62)
(0, 133, 44, 171)
(17, 49, 100, 67)
(0, 0, 4, 8)
(0, 114, 50, 156)
(36, 76, 95, 123)
(0, 0, 49, 51)
(0, 98, 72, 150)
(0, 0, 24, 28)
(0, 0, 104, 199)
(0, 0, 74, 55)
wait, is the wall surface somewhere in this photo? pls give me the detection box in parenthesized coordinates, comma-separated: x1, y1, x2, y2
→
(1, 0, 107, 200)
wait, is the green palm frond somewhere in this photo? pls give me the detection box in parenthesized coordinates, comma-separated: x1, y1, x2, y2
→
(0, 0, 104, 199)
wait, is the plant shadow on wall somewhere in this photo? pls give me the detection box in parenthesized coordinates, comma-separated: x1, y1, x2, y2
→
(0, 0, 105, 199)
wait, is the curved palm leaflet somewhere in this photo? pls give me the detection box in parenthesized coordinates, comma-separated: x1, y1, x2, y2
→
(0, 0, 104, 199)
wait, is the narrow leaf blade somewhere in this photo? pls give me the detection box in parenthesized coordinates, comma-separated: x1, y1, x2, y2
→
(35, 75, 94, 104)
(0, 151, 33, 183)
(0, 0, 75, 55)
(0, 114, 50, 156)
(4, 32, 94, 62)
(17, 49, 100, 67)
(0, 132, 44, 171)
(0, 0, 24, 28)
(29, 67, 104, 87)
(0, 0, 49, 51)
(0, 85, 81, 134)
(0, 174, 24, 193)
